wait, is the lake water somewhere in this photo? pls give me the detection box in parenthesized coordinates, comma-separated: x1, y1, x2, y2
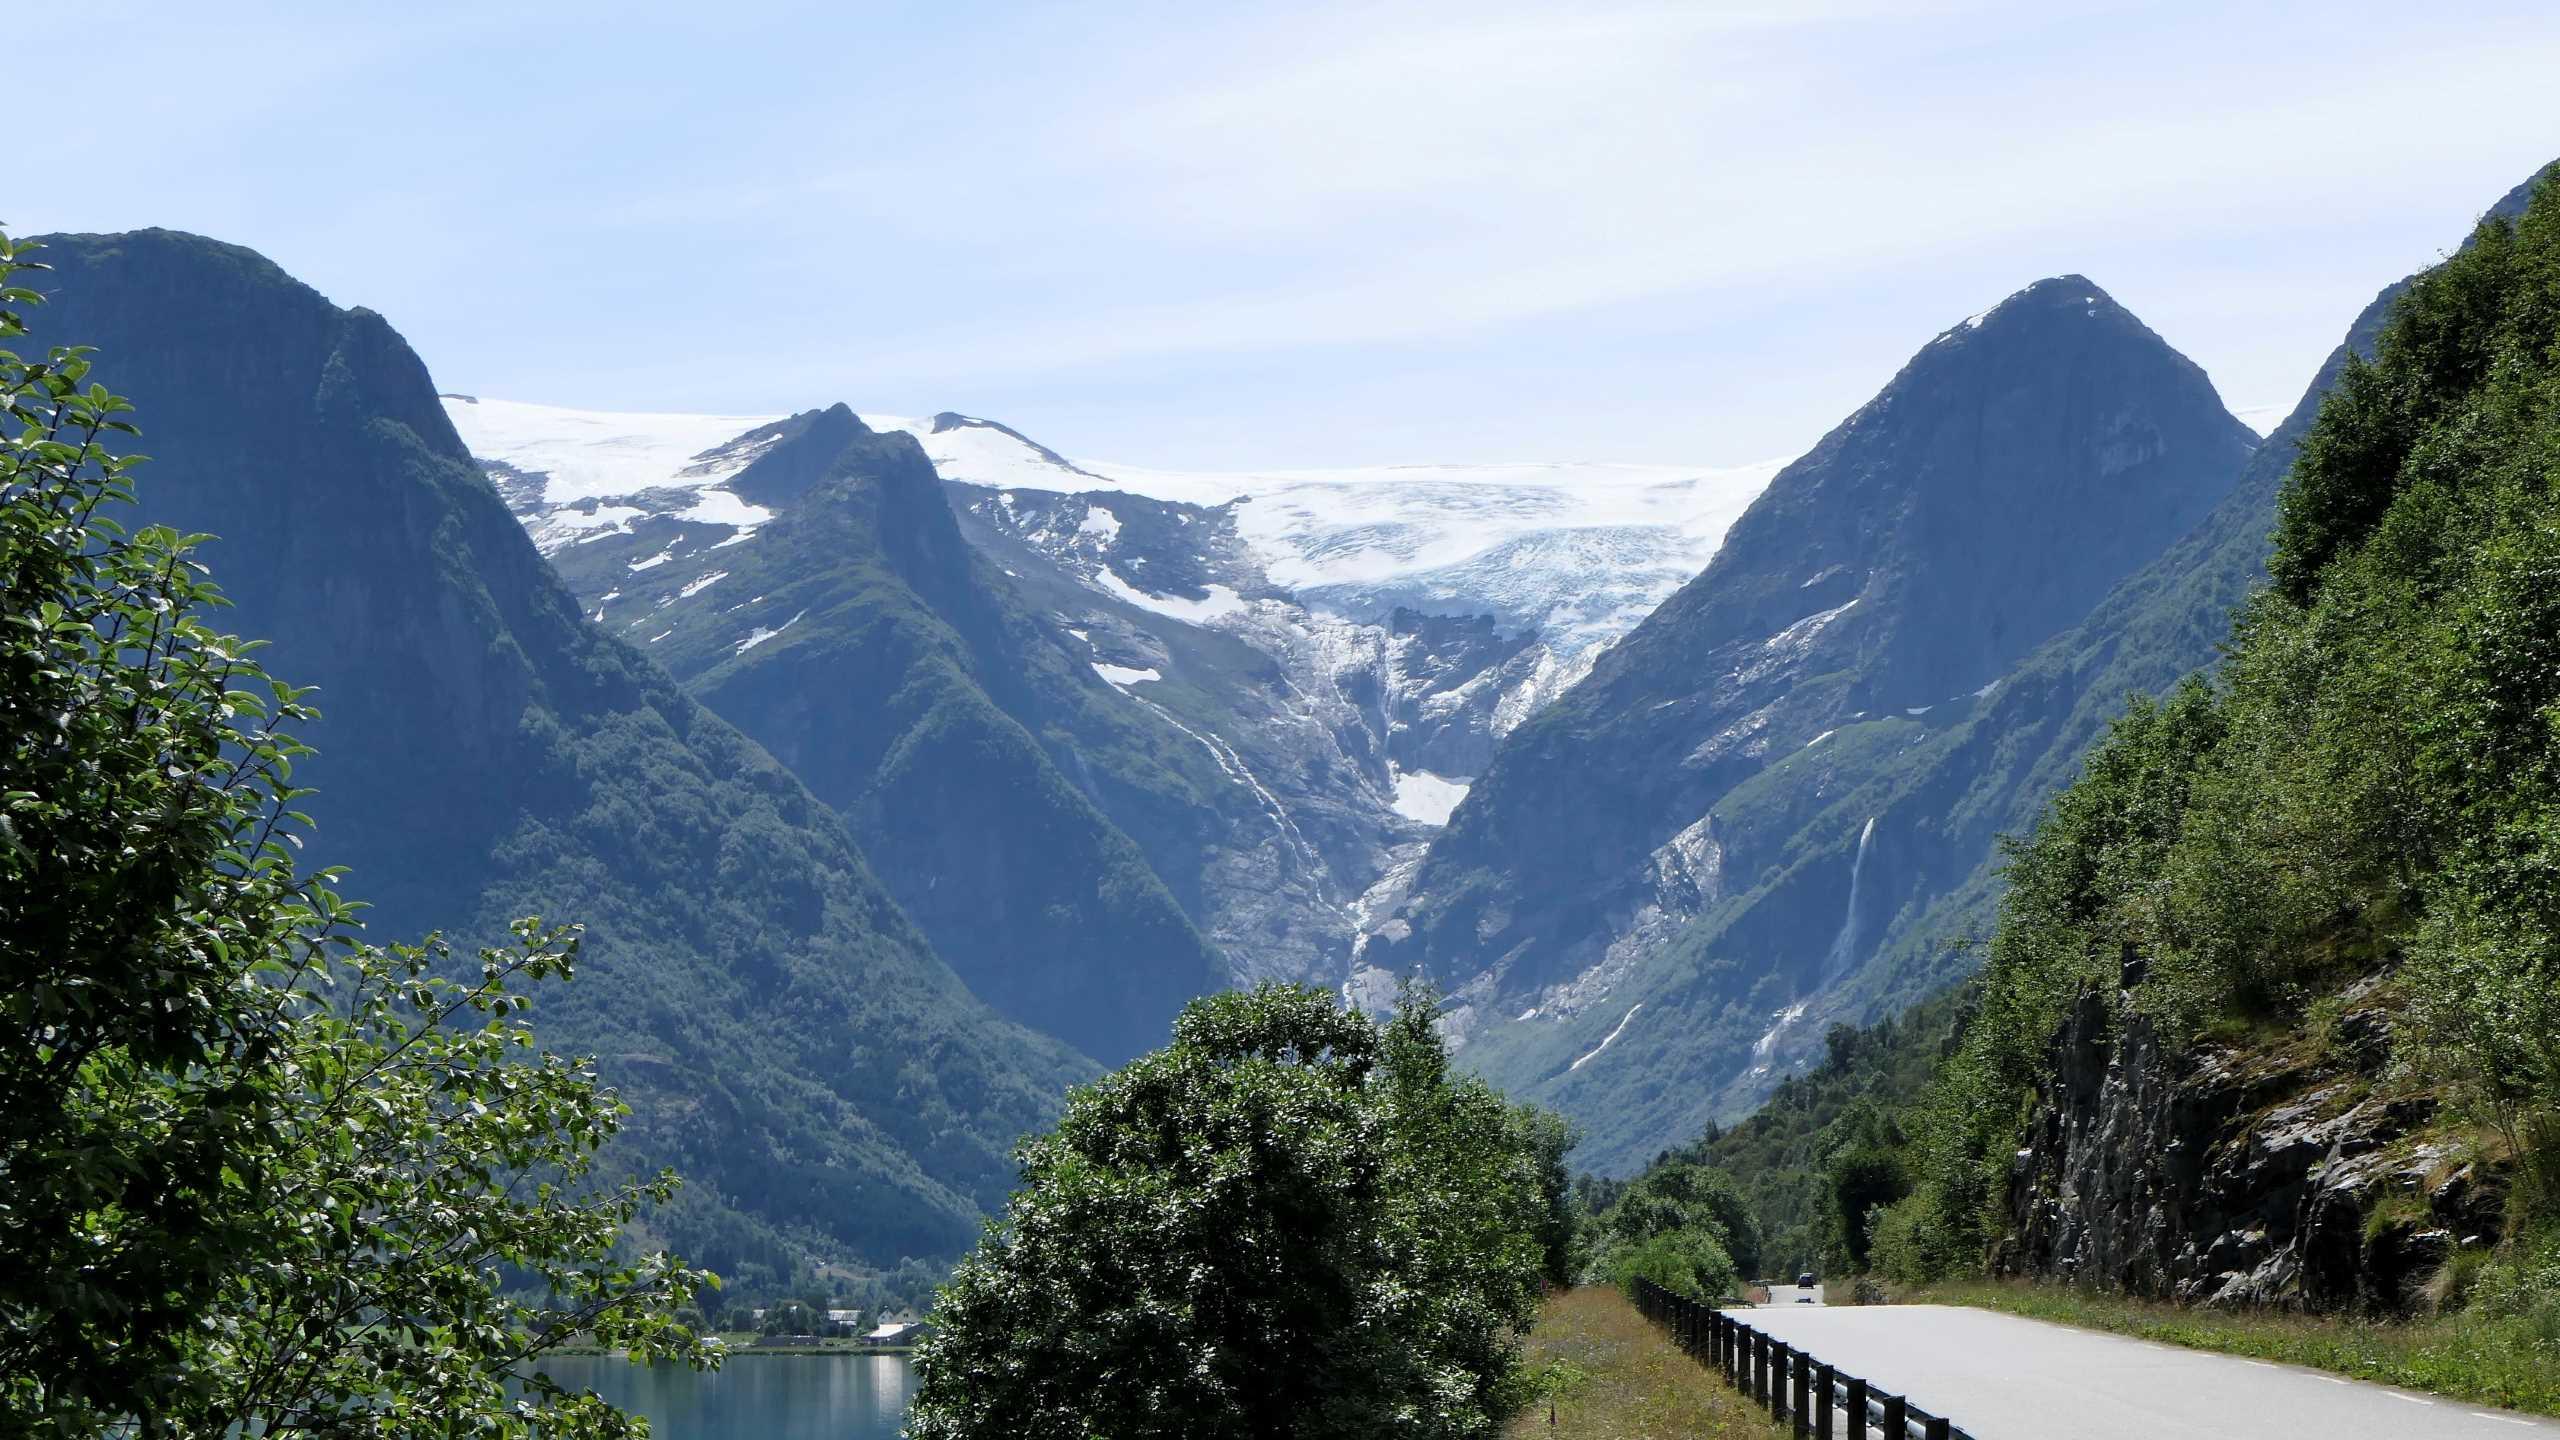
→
(532, 1353, 915, 1439)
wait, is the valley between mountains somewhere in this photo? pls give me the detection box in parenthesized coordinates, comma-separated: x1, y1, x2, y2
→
(32, 162, 2540, 1309)
(443, 265, 2266, 1180)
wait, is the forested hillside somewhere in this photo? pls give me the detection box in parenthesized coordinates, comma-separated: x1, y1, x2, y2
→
(1675, 168, 2560, 1336)
(1595, 160, 2560, 1303)
(1877, 168, 2560, 1315)
(23, 230, 1094, 1295)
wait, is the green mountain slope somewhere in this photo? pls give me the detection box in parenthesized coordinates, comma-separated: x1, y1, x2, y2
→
(1878, 164, 2560, 1317)
(27, 229, 1093, 1289)
(1765, 160, 2555, 1048)
(553, 405, 1230, 1062)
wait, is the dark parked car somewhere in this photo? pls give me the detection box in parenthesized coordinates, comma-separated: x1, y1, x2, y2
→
(1796, 1271, 1818, 1289)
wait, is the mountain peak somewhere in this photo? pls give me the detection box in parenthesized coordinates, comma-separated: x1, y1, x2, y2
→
(919, 412, 1109, 483)
(1943, 274, 2126, 339)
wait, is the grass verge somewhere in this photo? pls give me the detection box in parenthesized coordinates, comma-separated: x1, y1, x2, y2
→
(1507, 1286, 1786, 1438)
(1917, 1277, 2560, 1417)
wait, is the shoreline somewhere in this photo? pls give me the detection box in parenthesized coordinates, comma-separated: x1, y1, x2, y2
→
(544, 1344, 921, 1360)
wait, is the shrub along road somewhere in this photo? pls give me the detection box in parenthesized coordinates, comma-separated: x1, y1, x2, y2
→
(1730, 1305, 2558, 1439)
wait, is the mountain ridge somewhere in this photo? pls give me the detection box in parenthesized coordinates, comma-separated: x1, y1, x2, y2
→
(1366, 273, 2262, 1172)
(26, 227, 1094, 1288)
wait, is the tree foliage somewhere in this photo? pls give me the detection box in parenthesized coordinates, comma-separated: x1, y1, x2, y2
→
(1605, 1228, 1739, 1306)
(1595, 1163, 1761, 1273)
(0, 229, 713, 1436)
(904, 984, 1564, 1440)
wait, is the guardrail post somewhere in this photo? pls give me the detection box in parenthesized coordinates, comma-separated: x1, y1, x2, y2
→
(1792, 1356, 1810, 1437)
(1753, 1333, 1769, 1407)
(1882, 1392, 1906, 1439)
(1769, 1342, 1789, 1421)
(1924, 1417, 1948, 1440)
(1815, 1363, 1833, 1438)
(1846, 1377, 1867, 1438)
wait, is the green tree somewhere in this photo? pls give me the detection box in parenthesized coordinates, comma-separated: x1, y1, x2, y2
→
(0, 230, 714, 1436)
(1, 226, 303, 1423)
(1825, 1144, 1908, 1273)
(1506, 1104, 1581, 1285)
(762, 1300, 821, 1336)
(1597, 1161, 1762, 1279)
(904, 983, 1560, 1440)
(1607, 1227, 1740, 1305)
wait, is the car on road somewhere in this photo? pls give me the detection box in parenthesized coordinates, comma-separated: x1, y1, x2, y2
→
(1795, 1271, 1817, 1289)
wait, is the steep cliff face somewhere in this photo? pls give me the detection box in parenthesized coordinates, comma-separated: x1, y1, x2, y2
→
(2001, 977, 2506, 1314)
(28, 230, 1093, 1284)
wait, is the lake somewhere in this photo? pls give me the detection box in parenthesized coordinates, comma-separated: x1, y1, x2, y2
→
(532, 1353, 916, 1439)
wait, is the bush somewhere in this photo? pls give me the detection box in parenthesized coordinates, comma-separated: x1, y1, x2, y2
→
(1867, 1193, 1958, 1289)
(1608, 1228, 1740, 1305)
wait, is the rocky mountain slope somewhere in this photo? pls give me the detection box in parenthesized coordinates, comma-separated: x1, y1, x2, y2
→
(27, 230, 1093, 1292)
(455, 397, 1232, 1063)
(1365, 279, 2262, 1172)
(448, 397, 1781, 994)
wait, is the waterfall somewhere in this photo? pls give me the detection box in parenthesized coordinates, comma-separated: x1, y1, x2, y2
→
(1819, 815, 1878, 980)
(1749, 815, 1878, 1076)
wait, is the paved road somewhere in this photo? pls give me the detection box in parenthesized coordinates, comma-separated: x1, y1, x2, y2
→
(1764, 1282, 1827, 1307)
(1724, 1303, 2559, 1439)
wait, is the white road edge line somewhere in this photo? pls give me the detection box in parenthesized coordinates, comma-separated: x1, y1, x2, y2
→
(2385, 1392, 2434, 1406)
(2469, 1414, 2535, 1428)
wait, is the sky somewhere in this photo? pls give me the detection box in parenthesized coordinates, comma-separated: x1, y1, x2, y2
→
(28, 1, 2560, 468)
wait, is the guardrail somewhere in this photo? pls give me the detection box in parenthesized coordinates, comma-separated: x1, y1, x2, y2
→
(1631, 1279, 1976, 1440)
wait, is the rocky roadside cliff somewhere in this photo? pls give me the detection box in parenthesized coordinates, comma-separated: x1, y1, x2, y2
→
(1997, 971, 2507, 1314)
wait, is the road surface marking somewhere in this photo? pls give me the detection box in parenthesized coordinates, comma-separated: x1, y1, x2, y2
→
(2470, 1414, 2536, 1428)
(2384, 1392, 2434, 1406)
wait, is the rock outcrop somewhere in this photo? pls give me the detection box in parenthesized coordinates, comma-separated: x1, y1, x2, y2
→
(2000, 973, 2505, 1313)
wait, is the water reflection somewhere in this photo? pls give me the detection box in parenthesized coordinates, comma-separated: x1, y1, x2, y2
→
(530, 1352, 914, 1439)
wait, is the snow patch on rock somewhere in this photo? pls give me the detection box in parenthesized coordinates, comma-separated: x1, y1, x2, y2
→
(1389, 768, 1470, 826)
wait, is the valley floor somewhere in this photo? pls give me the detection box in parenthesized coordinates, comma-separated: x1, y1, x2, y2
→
(1915, 1279, 2560, 1422)
(1510, 1287, 1785, 1439)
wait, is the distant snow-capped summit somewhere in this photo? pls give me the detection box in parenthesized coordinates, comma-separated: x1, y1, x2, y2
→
(442, 392, 1787, 989)
(443, 393, 1785, 657)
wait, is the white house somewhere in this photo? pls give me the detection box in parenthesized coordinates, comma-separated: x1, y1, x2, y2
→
(864, 1312, 931, 1347)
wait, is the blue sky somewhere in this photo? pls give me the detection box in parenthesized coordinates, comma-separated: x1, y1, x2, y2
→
(31, 1, 2560, 467)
